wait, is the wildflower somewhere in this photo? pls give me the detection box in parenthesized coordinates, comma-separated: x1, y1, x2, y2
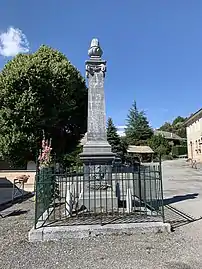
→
(38, 134, 53, 169)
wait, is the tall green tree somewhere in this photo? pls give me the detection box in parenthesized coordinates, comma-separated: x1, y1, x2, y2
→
(148, 134, 171, 156)
(159, 116, 187, 138)
(172, 116, 187, 138)
(159, 122, 173, 132)
(172, 116, 185, 126)
(0, 45, 87, 166)
(107, 117, 122, 157)
(119, 136, 128, 162)
(125, 101, 153, 145)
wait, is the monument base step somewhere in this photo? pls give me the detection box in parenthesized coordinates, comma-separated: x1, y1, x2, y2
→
(29, 222, 171, 242)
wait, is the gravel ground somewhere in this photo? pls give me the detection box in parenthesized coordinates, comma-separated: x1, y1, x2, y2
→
(1, 160, 202, 269)
(1, 198, 202, 268)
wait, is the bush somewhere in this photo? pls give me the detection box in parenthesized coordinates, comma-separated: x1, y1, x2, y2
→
(172, 145, 187, 156)
(148, 134, 171, 156)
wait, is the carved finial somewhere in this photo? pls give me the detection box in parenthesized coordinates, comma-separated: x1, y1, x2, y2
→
(88, 38, 103, 58)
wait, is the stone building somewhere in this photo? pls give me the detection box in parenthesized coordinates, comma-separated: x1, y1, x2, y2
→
(184, 108, 202, 162)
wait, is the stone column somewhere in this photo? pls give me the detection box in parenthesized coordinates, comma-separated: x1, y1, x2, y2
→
(80, 38, 115, 166)
(78, 39, 118, 212)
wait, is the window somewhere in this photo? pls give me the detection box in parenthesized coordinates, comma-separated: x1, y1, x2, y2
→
(195, 140, 198, 153)
(198, 139, 201, 153)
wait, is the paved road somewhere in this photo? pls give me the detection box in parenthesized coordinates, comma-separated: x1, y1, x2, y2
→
(162, 159, 202, 219)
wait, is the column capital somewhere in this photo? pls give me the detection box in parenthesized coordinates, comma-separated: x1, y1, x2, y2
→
(85, 59, 106, 78)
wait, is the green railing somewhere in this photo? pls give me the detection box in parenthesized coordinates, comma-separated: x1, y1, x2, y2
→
(34, 162, 164, 228)
(34, 167, 58, 228)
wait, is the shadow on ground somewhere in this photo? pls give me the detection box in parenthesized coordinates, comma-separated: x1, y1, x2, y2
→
(163, 193, 199, 206)
(0, 209, 29, 218)
(0, 177, 34, 219)
(0, 177, 34, 207)
(0, 192, 34, 212)
(165, 204, 202, 231)
(163, 192, 202, 230)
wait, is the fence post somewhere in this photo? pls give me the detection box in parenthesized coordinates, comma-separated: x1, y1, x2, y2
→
(159, 155, 165, 222)
(126, 188, 132, 213)
(65, 188, 72, 216)
(34, 172, 39, 229)
(138, 163, 142, 203)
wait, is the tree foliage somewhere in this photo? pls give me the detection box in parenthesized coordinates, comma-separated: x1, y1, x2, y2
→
(107, 117, 122, 157)
(125, 101, 153, 145)
(159, 122, 173, 132)
(159, 116, 187, 138)
(0, 45, 88, 165)
(62, 144, 83, 168)
(172, 116, 185, 126)
(148, 134, 171, 156)
(119, 136, 128, 162)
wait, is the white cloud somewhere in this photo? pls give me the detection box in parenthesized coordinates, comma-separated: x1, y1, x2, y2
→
(0, 27, 29, 57)
(116, 126, 126, 137)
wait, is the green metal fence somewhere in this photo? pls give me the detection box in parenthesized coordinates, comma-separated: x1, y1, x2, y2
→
(34, 162, 164, 228)
(35, 167, 57, 226)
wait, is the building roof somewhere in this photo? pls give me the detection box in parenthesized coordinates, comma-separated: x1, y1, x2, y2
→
(154, 130, 185, 140)
(184, 108, 202, 127)
(127, 145, 154, 154)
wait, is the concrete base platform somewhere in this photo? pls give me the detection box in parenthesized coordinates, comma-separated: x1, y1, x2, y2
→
(29, 222, 171, 242)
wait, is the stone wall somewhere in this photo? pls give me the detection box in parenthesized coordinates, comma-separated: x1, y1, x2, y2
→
(0, 170, 36, 192)
(186, 116, 202, 162)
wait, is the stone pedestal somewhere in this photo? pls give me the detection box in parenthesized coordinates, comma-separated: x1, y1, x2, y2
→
(78, 181, 118, 213)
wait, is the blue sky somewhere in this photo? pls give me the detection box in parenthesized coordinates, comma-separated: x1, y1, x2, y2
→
(1, 1, 202, 129)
